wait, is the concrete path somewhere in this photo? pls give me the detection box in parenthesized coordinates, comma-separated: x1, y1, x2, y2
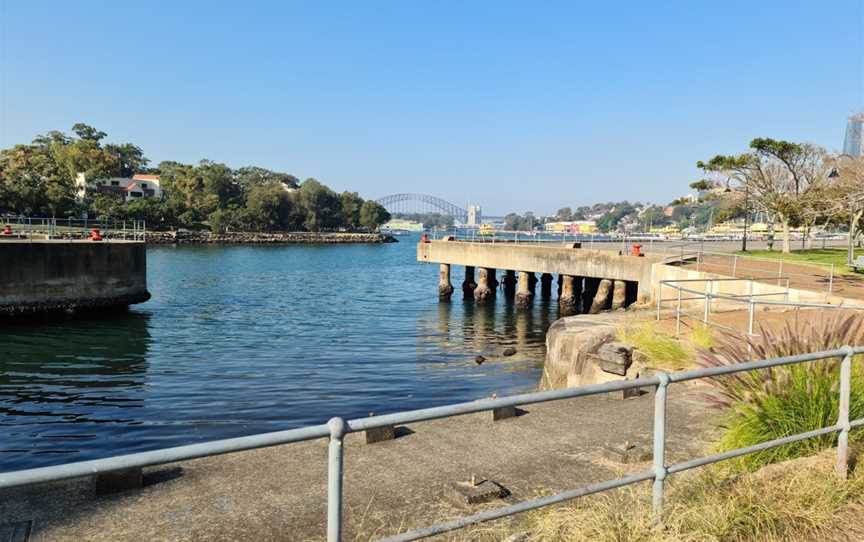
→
(1, 384, 718, 542)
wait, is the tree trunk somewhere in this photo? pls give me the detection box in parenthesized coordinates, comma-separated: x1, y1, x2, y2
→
(781, 217, 791, 254)
(766, 215, 775, 252)
(850, 210, 863, 265)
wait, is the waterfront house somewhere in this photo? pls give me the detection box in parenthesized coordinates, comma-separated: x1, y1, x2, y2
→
(75, 173, 163, 202)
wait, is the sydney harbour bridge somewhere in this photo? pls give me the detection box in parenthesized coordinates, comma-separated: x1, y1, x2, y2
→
(375, 193, 472, 223)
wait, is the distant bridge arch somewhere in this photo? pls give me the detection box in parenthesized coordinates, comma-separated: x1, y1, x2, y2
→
(376, 193, 468, 222)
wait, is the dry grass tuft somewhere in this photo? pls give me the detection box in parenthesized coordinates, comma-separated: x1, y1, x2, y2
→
(459, 450, 864, 542)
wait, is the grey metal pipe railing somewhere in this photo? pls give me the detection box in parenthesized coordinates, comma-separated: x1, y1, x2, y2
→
(0, 347, 862, 540)
(657, 277, 864, 338)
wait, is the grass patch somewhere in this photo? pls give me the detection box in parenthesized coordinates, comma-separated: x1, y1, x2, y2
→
(737, 248, 857, 275)
(617, 320, 713, 371)
(688, 323, 714, 350)
(617, 320, 693, 371)
(462, 450, 864, 542)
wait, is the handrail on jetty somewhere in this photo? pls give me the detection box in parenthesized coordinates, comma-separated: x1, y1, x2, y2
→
(0, 216, 146, 241)
(1, 347, 862, 541)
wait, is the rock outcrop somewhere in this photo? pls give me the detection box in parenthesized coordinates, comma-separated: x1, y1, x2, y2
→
(543, 312, 644, 389)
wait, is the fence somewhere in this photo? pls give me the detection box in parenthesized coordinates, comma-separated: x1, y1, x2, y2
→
(660, 241, 839, 296)
(0, 216, 146, 241)
(429, 227, 668, 253)
(656, 277, 864, 337)
(1, 347, 863, 541)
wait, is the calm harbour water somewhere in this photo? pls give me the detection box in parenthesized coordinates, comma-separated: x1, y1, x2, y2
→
(0, 236, 563, 471)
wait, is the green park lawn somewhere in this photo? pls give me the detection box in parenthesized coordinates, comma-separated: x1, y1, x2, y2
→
(737, 248, 859, 274)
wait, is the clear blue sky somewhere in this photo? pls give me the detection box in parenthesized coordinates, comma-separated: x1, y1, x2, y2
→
(1, 1, 862, 215)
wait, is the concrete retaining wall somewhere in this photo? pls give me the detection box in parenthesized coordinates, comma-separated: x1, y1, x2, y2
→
(0, 241, 150, 319)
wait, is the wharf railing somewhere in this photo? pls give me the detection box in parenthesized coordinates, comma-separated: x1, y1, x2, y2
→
(429, 228, 670, 254)
(1, 348, 863, 541)
(656, 276, 864, 337)
(0, 216, 146, 241)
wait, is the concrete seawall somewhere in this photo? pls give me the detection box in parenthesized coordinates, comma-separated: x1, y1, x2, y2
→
(0, 241, 150, 319)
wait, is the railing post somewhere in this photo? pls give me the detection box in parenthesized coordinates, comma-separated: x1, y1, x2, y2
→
(327, 417, 346, 542)
(732, 254, 737, 277)
(836, 348, 853, 479)
(675, 286, 682, 336)
(656, 282, 662, 321)
(829, 264, 834, 296)
(652, 372, 670, 524)
(703, 282, 710, 324)
(778, 259, 783, 285)
(748, 299, 755, 336)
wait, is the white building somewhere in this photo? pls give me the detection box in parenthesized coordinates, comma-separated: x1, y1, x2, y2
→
(467, 204, 482, 226)
(76, 173, 163, 202)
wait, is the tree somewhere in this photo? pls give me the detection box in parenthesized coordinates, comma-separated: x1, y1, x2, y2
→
(339, 191, 364, 230)
(824, 156, 864, 264)
(235, 166, 299, 191)
(359, 200, 390, 230)
(699, 141, 828, 253)
(689, 179, 714, 192)
(71, 123, 107, 142)
(245, 183, 298, 231)
(554, 207, 573, 222)
(298, 178, 340, 231)
(105, 143, 149, 177)
(750, 139, 828, 250)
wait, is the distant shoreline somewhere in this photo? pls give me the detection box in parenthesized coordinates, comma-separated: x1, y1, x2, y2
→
(145, 230, 398, 245)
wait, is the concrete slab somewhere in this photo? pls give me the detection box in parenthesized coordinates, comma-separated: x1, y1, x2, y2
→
(0, 385, 717, 541)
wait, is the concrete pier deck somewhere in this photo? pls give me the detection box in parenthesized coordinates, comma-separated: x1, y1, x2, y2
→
(418, 239, 661, 302)
(0, 385, 716, 541)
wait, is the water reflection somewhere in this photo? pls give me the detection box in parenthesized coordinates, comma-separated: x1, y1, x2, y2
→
(0, 312, 151, 469)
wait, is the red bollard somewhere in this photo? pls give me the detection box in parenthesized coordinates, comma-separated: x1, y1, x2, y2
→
(421, 233, 430, 243)
(91, 228, 103, 241)
(1, 225, 12, 236)
(630, 243, 642, 257)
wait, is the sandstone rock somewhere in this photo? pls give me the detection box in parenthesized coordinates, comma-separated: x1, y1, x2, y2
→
(502, 347, 517, 357)
(593, 341, 633, 376)
(544, 312, 643, 390)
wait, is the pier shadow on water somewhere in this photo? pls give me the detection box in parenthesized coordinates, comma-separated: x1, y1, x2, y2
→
(0, 312, 151, 471)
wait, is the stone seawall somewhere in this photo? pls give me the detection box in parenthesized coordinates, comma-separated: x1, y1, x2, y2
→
(145, 230, 396, 244)
(0, 241, 150, 320)
(42, 230, 397, 245)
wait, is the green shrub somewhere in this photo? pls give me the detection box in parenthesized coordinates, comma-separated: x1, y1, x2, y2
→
(698, 312, 864, 470)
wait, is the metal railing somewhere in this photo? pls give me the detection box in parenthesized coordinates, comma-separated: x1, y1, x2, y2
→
(661, 241, 839, 295)
(0, 216, 146, 241)
(656, 277, 864, 337)
(1, 348, 863, 540)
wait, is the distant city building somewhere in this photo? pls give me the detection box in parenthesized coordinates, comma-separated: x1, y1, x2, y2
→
(467, 205, 482, 226)
(75, 173, 163, 203)
(543, 220, 598, 234)
(843, 112, 864, 157)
